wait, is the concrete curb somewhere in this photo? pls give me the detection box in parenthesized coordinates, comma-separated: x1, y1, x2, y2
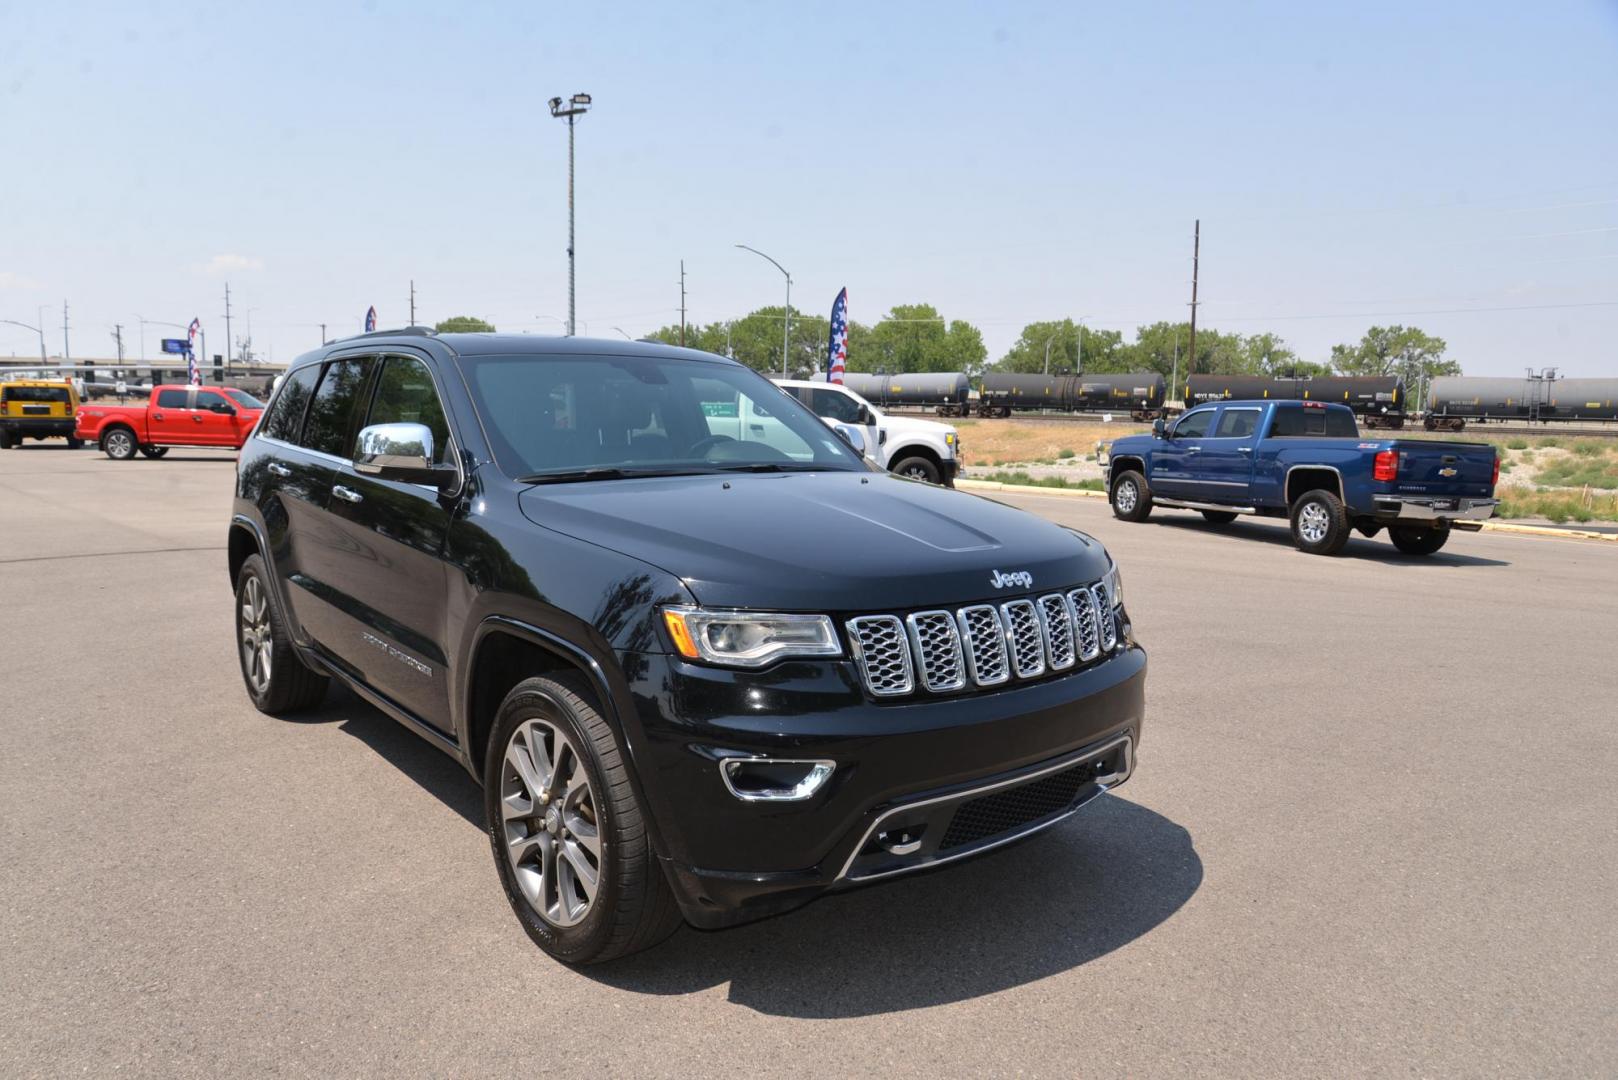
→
(958, 478, 1108, 500)
(960, 480, 1618, 543)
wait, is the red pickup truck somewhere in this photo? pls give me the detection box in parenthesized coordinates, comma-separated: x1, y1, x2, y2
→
(76, 384, 266, 460)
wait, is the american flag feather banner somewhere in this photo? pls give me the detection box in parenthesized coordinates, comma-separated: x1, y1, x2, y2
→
(825, 287, 848, 384)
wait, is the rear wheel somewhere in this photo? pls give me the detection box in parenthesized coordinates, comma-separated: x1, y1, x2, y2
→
(485, 675, 683, 964)
(140, 445, 169, 459)
(0, 427, 13, 449)
(1389, 522, 1451, 556)
(1200, 510, 1238, 525)
(234, 554, 329, 714)
(1110, 469, 1152, 522)
(891, 455, 942, 484)
(66, 436, 83, 450)
(102, 427, 137, 460)
(1289, 489, 1351, 555)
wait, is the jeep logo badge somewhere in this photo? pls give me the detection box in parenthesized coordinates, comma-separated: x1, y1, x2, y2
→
(989, 570, 1033, 589)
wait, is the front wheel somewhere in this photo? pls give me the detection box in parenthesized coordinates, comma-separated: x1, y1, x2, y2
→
(140, 445, 169, 459)
(891, 455, 942, 484)
(1110, 469, 1153, 522)
(1200, 510, 1238, 525)
(1389, 522, 1451, 556)
(101, 427, 137, 460)
(1289, 489, 1351, 555)
(485, 676, 683, 964)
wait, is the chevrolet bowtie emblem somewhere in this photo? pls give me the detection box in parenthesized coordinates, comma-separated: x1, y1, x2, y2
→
(1438, 467, 1457, 477)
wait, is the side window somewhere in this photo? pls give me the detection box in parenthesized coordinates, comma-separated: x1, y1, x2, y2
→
(195, 390, 229, 413)
(299, 358, 374, 457)
(808, 388, 863, 424)
(1214, 408, 1259, 438)
(1173, 409, 1214, 439)
(364, 356, 452, 464)
(156, 388, 188, 408)
(261, 366, 318, 443)
(1325, 409, 1358, 437)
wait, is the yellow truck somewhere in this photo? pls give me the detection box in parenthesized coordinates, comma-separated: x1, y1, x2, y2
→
(0, 378, 83, 449)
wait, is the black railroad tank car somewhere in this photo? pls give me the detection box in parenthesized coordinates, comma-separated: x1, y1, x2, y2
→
(1185, 374, 1406, 428)
(1426, 376, 1618, 429)
(841, 372, 972, 416)
(976, 372, 1165, 419)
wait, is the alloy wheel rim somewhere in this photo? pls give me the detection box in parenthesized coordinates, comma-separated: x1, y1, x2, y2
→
(109, 432, 131, 456)
(903, 465, 929, 480)
(239, 575, 272, 692)
(500, 718, 602, 928)
(1299, 502, 1329, 543)
(1116, 480, 1137, 513)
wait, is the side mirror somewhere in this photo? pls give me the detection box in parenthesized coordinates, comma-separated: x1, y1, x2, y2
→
(1152, 418, 1166, 438)
(213, 402, 236, 415)
(354, 422, 456, 487)
(833, 424, 867, 456)
(856, 405, 875, 425)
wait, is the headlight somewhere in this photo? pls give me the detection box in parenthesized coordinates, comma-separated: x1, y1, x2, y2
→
(1103, 561, 1123, 610)
(663, 607, 841, 667)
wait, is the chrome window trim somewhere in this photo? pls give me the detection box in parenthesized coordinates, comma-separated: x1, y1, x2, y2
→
(836, 733, 1134, 883)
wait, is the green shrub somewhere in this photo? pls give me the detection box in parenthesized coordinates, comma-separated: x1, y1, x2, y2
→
(977, 471, 1104, 491)
(1539, 437, 1561, 448)
(1505, 438, 1529, 450)
(1571, 440, 1606, 457)
(1058, 448, 1076, 459)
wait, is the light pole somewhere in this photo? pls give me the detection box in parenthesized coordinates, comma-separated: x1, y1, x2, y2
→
(735, 244, 792, 375)
(548, 92, 592, 337)
(1043, 336, 1057, 376)
(1075, 315, 1091, 375)
(1, 319, 47, 364)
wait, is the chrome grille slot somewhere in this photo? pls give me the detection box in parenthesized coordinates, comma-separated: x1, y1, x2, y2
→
(846, 615, 913, 696)
(956, 605, 1010, 686)
(999, 599, 1045, 679)
(1090, 585, 1117, 652)
(1037, 593, 1076, 670)
(1068, 588, 1101, 661)
(906, 611, 966, 692)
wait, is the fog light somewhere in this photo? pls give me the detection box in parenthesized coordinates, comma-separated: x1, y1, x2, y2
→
(720, 757, 835, 802)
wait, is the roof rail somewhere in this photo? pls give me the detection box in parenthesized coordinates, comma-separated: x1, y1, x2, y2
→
(332, 326, 438, 344)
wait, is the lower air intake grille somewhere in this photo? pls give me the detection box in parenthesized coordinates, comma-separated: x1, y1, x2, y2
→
(938, 763, 1092, 851)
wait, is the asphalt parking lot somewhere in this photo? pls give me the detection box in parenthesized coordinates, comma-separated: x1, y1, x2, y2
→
(3, 446, 1615, 1078)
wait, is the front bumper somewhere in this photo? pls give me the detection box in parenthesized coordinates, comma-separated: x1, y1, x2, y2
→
(619, 636, 1147, 928)
(940, 457, 959, 486)
(1371, 495, 1498, 522)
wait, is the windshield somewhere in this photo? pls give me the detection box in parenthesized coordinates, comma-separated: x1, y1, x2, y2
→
(225, 389, 264, 410)
(463, 353, 868, 480)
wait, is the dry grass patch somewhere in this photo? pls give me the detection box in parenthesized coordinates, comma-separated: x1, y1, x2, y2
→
(954, 419, 1148, 468)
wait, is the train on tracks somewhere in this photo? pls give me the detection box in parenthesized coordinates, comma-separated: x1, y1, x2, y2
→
(1183, 374, 1408, 428)
(1423, 376, 1618, 430)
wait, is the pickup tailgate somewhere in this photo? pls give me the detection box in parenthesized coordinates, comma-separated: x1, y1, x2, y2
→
(1386, 440, 1495, 497)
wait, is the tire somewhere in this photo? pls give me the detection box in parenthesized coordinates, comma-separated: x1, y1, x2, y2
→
(66, 436, 83, 450)
(485, 675, 683, 965)
(234, 554, 329, 715)
(1110, 469, 1153, 522)
(1389, 522, 1451, 556)
(1289, 489, 1351, 556)
(0, 427, 13, 449)
(891, 455, 942, 484)
(140, 445, 169, 459)
(1200, 510, 1239, 525)
(101, 427, 137, 460)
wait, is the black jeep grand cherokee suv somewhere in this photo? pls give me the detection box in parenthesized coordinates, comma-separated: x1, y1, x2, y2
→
(230, 331, 1146, 964)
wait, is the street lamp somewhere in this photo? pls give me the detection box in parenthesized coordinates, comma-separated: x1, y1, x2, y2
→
(0, 318, 47, 364)
(735, 244, 792, 375)
(1076, 315, 1091, 375)
(548, 92, 592, 337)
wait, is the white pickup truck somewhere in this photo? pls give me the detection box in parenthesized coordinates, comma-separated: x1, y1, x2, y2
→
(771, 378, 960, 486)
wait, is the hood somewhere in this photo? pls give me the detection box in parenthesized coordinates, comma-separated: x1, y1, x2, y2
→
(881, 413, 955, 438)
(518, 471, 1108, 612)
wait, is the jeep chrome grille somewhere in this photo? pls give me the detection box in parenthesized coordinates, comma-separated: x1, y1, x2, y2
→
(906, 611, 966, 692)
(846, 615, 914, 696)
(850, 583, 1120, 698)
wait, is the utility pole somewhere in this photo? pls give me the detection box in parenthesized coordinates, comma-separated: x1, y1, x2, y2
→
(1186, 219, 1200, 375)
(112, 324, 125, 363)
(549, 93, 592, 337)
(1171, 338, 1180, 404)
(320, 323, 327, 346)
(409, 279, 417, 326)
(223, 282, 233, 371)
(678, 260, 687, 347)
(62, 301, 70, 368)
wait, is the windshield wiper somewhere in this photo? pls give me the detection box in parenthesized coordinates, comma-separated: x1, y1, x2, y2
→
(711, 462, 850, 473)
(518, 466, 713, 484)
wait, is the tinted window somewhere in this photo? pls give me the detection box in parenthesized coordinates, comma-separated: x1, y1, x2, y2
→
(1214, 408, 1259, 438)
(1, 386, 70, 404)
(1269, 406, 1359, 438)
(300, 358, 374, 457)
(195, 390, 229, 412)
(1173, 409, 1214, 438)
(463, 354, 863, 479)
(261, 366, 318, 443)
(225, 389, 264, 410)
(364, 356, 451, 464)
(808, 387, 864, 424)
(156, 388, 189, 408)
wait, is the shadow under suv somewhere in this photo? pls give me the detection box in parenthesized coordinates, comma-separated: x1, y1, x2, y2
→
(229, 331, 1147, 964)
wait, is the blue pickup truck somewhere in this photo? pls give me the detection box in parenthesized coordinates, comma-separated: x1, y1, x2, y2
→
(1104, 399, 1499, 556)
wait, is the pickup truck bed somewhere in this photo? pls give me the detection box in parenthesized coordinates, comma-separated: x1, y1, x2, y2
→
(1105, 399, 1499, 556)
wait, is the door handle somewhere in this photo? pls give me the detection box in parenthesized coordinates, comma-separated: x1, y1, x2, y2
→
(1238, 447, 1253, 454)
(267, 463, 291, 477)
(153, 412, 164, 420)
(1186, 446, 1202, 453)
(193, 415, 204, 423)
(333, 485, 364, 504)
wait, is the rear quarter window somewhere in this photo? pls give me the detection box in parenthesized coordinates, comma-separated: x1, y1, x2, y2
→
(1269, 408, 1359, 437)
(260, 366, 319, 443)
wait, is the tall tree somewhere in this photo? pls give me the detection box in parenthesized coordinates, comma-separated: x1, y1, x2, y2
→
(1330, 325, 1457, 386)
(434, 315, 495, 333)
(993, 319, 1120, 374)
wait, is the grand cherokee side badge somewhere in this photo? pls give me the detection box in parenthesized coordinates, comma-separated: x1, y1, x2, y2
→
(989, 570, 1033, 589)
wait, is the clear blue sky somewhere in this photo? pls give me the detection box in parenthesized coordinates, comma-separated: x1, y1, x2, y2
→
(3, 0, 1615, 374)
